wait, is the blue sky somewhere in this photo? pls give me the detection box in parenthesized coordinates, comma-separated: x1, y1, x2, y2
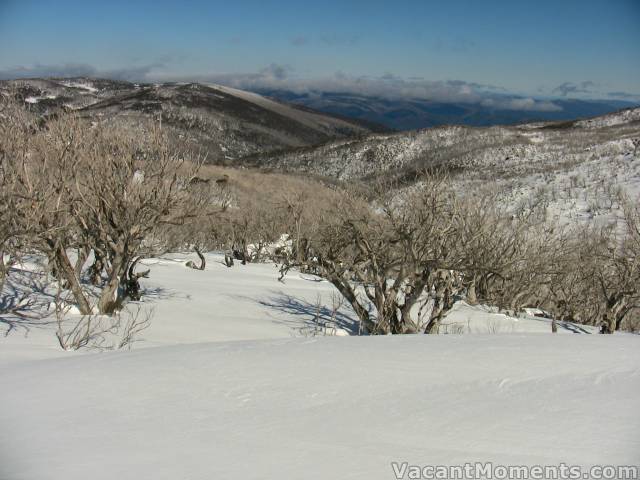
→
(1, 0, 639, 102)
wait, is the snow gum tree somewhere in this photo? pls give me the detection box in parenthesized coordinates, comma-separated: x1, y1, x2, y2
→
(1, 105, 94, 314)
(455, 193, 571, 316)
(1, 97, 207, 315)
(279, 174, 469, 334)
(561, 198, 640, 332)
(70, 122, 203, 313)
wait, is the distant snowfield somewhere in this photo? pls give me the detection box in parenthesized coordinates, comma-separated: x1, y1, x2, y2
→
(24, 94, 57, 104)
(60, 81, 99, 93)
(1, 253, 639, 479)
(209, 83, 367, 134)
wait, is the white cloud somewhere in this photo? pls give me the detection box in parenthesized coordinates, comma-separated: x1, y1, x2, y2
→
(176, 68, 562, 112)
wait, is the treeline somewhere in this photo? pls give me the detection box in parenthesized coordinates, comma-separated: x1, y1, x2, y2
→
(1, 97, 638, 334)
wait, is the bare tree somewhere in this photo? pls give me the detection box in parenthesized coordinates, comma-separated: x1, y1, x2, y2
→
(3, 100, 214, 314)
(279, 173, 467, 334)
(2, 107, 93, 314)
(577, 199, 639, 333)
(69, 122, 203, 313)
(457, 194, 570, 317)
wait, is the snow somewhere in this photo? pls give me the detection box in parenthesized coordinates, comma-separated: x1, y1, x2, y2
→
(2, 335, 638, 479)
(1, 253, 639, 479)
(0, 253, 359, 363)
(24, 94, 57, 104)
(61, 81, 98, 93)
(208, 83, 369, 134)
(575, 108, 640, 128)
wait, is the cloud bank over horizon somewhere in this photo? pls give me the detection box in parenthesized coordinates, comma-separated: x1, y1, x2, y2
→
(1, 62, 638, 112)
(181, 65, 563, 112)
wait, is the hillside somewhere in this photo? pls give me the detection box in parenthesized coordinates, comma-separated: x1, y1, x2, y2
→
(247, 107, 640, 222)
(0, 78, 381, 163)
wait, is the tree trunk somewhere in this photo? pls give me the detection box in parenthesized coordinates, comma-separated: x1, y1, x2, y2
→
(466, 276, 478, 305)
(424, 311, 440, 334)
(327, 273, 376, 334)
(398, 268, 434, 333)
(0, 251, 6, 294)
(615, 309, 629, 331)
(602, 295, 627, 334)
(74, 246, 89, 278)
(424, 271, 456, 334)
(98, 253, 127, 314)
(122, 256, 150, 301)
(46, 249, 62, 282)
(195, 247, 205, 270)
(88, 251, 104, 286)
(241, 240, 249, 265)
(54, 243, 92, 315)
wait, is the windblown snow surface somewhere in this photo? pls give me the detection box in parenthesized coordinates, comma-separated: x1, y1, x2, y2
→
(1, 253, 639, 479)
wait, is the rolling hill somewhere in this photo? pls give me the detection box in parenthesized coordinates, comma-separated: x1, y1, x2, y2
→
(0, 77, 384, 163)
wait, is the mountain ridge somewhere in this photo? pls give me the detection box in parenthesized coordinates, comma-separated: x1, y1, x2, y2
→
(0, 77, 387, 163)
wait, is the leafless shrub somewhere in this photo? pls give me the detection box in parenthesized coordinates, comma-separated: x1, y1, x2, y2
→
(548, 191, 640, 332)
(300, 292, 348, 337)
(55, 298, 152, 351)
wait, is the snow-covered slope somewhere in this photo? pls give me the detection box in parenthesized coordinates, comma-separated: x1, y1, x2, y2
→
(210, 83, 372, 135)
(252, 108, 639, 181)
(0, 253, 356, 364)
(251, 108, 640, 224)
(3, 252, 593, 364)
(574, 107, 640, 128)
(1, 334, 638, 480)
(1, 253, 639, 479)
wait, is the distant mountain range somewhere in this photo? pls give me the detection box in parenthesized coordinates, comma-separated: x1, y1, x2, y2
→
(2, 77, 638, 180)
(252, 89, 639, 131)
(0, 78, 380, 164)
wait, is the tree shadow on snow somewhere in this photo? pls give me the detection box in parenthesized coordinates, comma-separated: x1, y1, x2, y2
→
(138, 286, 191, 302)
(253, 292, 360, 336)
(522, 313, 593, 334)
(556, 320, 592, 334)
(1, 268, 56, 337)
